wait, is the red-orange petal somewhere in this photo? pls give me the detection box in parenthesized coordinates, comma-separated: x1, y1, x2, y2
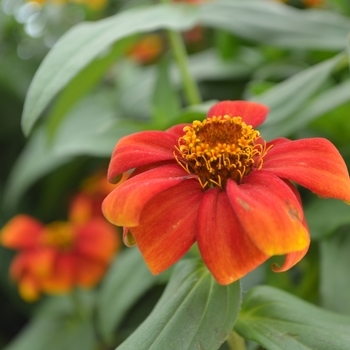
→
(102, 164, 196, 227)
(130, 179, 203, 275)
(1, 215, 43, 250)
(207, 100, 269, 127)
(40, 254, 76, 294)
(227, 170, 310, 256)
(263, 138, 350, 201)
(10, 249, 56, 281)
(271, 244, 310, 272)
(197, 188, 268, 285)
(74, 218, 119, 262)
(108, 131, 177, 183)
(18, 275, 41, 302)
(69, 193, 94, 224)
(75, 256, 107, 288)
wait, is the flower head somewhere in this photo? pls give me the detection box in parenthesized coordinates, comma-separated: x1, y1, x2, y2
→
(1, 214, 118, 301)
(127, 35, 163, 64)
(102, 100, 350, 285)
(1, 171, 120, 302)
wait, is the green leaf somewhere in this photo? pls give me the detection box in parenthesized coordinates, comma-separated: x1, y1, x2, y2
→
(46, 37, 135, 140)
(200, 0, 350, 50)
(235, 285, 350, 350)
(96, 249, 165, 345)
(21, 3, 199, 135)
(255, 53, 346, 132)
(151, 56, 180, 127)
(3, 292, 97, 350)
(320, 228, 350, 315)
(304, 197, 350, 240)
(261, 79, 350, 139)
(51, 91, 139, 157)
(3, 91, 142, 212)
(117, 259, 241, 350)
(2, 127, 72, 214)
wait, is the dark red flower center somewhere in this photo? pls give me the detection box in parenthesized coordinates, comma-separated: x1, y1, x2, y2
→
(175, 115, 267, 189)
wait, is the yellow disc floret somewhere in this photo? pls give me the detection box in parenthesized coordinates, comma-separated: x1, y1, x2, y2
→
(41, 222, 75, 251)
(175, 115, 267, 189)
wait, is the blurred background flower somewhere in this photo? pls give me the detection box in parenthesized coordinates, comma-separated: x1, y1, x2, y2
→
(1, 170, 120, 302)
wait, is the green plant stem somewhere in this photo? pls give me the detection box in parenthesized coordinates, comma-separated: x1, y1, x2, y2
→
(71, 288, 87, 321)
(160, 0, 202, 105)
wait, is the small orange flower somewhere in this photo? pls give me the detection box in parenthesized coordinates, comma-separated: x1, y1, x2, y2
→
(103, 100, 350, 285)
(1, 213, 118, 301)
(127, 35, 163, 64)
(302, 0, 323, 7)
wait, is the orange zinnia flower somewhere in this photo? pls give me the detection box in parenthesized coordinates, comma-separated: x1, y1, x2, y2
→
(302, 0, 323, 7)
(102, 100, 350, 285)
(1, 213, 118, 301)
(127, 35, 163, 64)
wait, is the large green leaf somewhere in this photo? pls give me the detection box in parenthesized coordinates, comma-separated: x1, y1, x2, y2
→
(96, 248, 166, 345)
(3, 91, 140, 212)
(261, 79, 350, 139)
(320, 228, 350, 315)
(199, 0, 350, 50)
(3, 292, 97, 350)
(117, 259, 241, 350)
(21, 3, 199, 135)
(255, 53, 345, 131)
(235, 285, 350, 350)
(46, 37, 135, 140)
(304, 197, 350, 240)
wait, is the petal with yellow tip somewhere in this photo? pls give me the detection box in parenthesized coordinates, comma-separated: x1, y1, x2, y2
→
(227, 171, 310, 256)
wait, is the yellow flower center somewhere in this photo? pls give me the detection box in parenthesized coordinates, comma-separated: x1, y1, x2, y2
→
(41, 222, 75, 251)
(175, 115, 267, 189)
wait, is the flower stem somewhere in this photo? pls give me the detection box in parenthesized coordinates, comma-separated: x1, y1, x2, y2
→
(160, 0, 202, 105)
(70, 288, 87, 321)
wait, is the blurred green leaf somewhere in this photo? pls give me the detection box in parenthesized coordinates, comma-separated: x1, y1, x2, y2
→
(46, 37, 135, 140)
(96, 248, 164, 345)
(304, 198, 350, 240)
(3, 91, 141, 212)
(2, 127, 72, 214)
(21, 3, 199, 135)
(117, 259, 241, 350)
(3, 292, 97, 350)
(261, 79, 350, 139)
(200, 0, 350, 50)
(151, 56, 180, 127)
(51, 91, 139, 157)
(320, 228, 350, 315)
(255, 53, 345, 130)
(235, 285, 350, 350)
(117, 48, 261, 123)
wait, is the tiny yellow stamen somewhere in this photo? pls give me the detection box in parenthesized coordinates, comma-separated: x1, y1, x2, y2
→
(175, 115, 268, 190)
